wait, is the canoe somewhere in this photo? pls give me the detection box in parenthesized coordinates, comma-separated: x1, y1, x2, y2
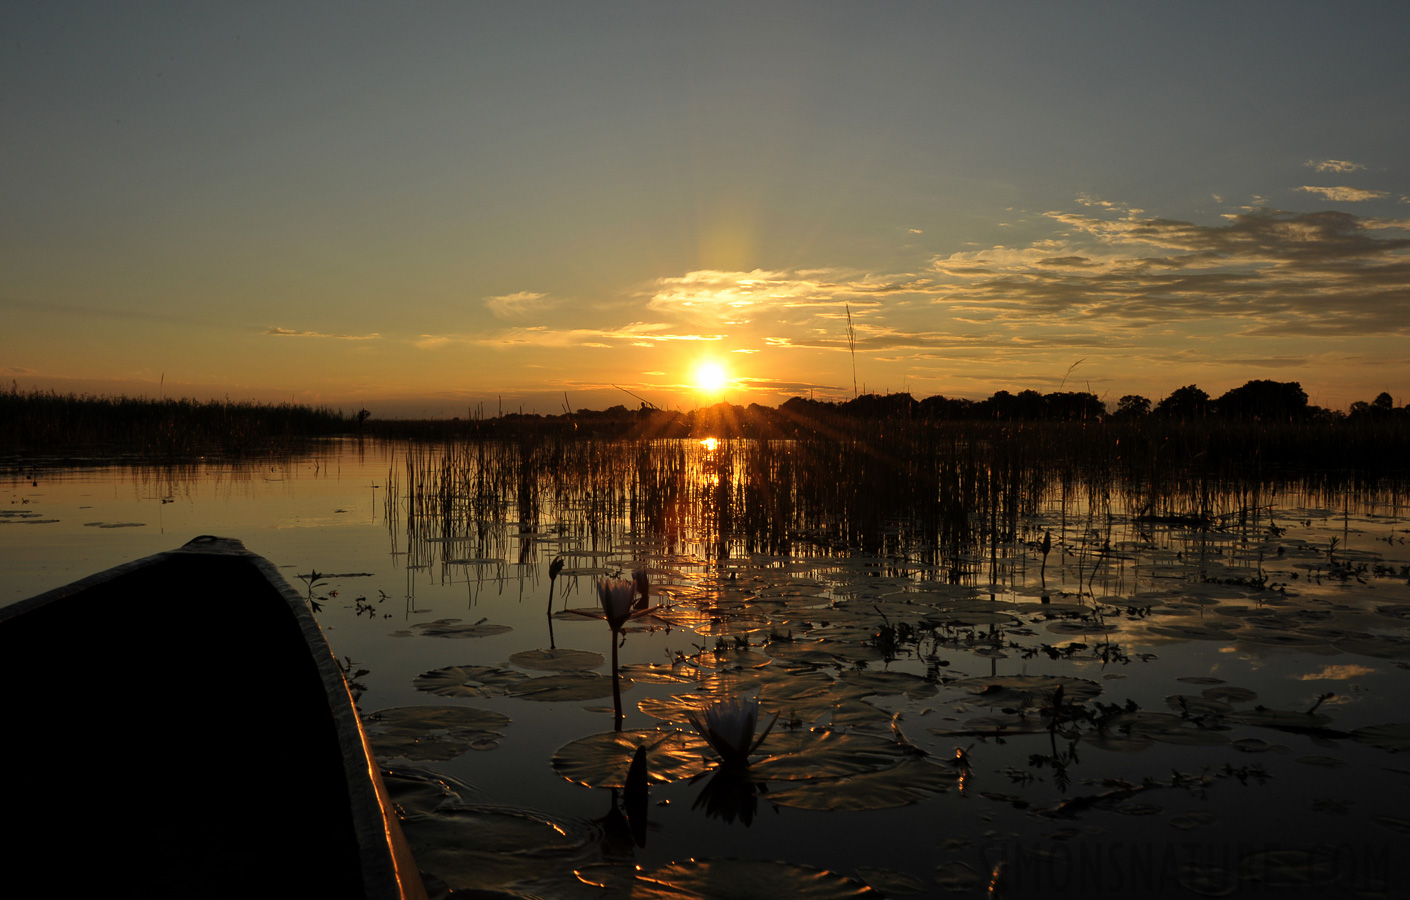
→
(0, 536, 428, 900)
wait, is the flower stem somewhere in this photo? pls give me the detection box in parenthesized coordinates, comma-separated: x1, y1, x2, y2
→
(611, 630, 623, 731)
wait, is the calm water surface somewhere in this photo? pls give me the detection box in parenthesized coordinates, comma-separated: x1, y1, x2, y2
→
(5, 437, 1410, 898)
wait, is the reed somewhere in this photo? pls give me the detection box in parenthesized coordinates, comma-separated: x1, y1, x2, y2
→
(1, 386, 355, 459)
(380, 410, 1409, 588)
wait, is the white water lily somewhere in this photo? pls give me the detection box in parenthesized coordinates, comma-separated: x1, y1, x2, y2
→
(596, 578, 638, 632)
(687, 695, 778, 767)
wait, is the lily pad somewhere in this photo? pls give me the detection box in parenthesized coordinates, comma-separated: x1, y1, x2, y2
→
(766, 757, 959, 811)
(363, 706, 511, 760)
(398, 804, 589, 892)
(552, 729, 711, 787)
(1103, 712, 1230, 747)
(1350, 722, 1410, 752)
(1227, 708, 1333, 731)
(505, 671, 625, 702)
(412, 618, 514, 639)
(855, 867, 927, 895)
(1239, 848, 1337, 887)
(413, 664, 529, 698)
(633, 859, 880, 899)
(749, 730, 911, 782)
(933, 861, 983, 891)
(507, 648, 605, 672)
(952, 675, 1102, 709)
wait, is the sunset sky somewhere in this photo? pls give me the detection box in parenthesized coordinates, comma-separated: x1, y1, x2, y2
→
(4, 2, 1409, 417)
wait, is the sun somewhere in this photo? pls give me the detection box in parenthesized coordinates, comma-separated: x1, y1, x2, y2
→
(694, 361, 729, 394)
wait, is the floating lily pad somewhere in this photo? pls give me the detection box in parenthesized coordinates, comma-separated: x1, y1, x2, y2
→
(749, 730, 910, 782)
(1146, 623, 1240, 641)
(1165, 694, 1233, 716)
(928, 714, 1052, 738)
(953, 675, 1102, 709)
(933, 861, 983, 891)
(363, 706, 510, 760)
(413, 664, 529, 698)
(839, 669, 939, 699)
(1239, 848, 1337, 887)
(1294, 755, 1346, 768)
(1202, 685, 1258, 703)
(633, 859, 880, 899)
(855, 867, 927, 895)
(1350, 722, 1410, 752)
(1236, 629, 1332, 648)
(1227, 708, 1333, 731)
(1333, 635, 1410, 659)
(1231, 738, 1280, 753)
(1103, 712, 1230, 747)
(505, 671, 624, 702)
(766, 756, 959, 811)
(552, 729, 710, 787)
(507, 648, 605, 672)
(398, 804, 589, 892)
(1171, 811, 1218, 830)
(412, 618, 513, 639)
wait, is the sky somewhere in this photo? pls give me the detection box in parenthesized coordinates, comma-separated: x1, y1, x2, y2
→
(4, 2, 1409, 417)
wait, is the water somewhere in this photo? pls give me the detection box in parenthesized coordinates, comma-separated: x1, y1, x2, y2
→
(4, 437, 1409, 898)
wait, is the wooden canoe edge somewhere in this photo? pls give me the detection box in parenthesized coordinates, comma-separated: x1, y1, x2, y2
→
(5, 535, 429, 900)
(240, 541, 430, 900)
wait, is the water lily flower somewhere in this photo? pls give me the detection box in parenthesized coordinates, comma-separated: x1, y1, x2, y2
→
(687, 695, 778, 767)
(596, 578, 638, 632)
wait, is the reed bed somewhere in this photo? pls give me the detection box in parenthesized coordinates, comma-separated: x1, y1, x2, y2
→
(382, 415, 1410, 580)
(1, 387, 356, 460)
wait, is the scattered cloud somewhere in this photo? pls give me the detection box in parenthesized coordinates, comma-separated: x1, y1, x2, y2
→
(1306, 159, 1365, 173)
(415, 321, 726, 351)
(485, 291, 551, 319)
(1297, 185, 1388, 202)
(647, 269, 929, 325)
(928, 207, 1410, 337)
(262, 327, 379, 340)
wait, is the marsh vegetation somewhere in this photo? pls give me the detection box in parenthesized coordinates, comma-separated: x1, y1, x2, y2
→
(5, 383, 1410, 897)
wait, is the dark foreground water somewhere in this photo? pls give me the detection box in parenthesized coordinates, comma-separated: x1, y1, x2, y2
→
(4, 438, 1409, 898)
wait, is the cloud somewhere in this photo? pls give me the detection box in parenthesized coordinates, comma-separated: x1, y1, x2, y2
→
(1297, 186, 1388, 202)
(414, 321, 726, 351)
(928, 207, 1410, 337)
(485, 291, 550, 319)
(263, 327, 379, 340)
(647, 269, 929, 325)
(1306, 159, 1365, 173)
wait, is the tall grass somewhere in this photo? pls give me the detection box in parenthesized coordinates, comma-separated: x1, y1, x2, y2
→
(1, 387, 357, 459)
(382, 411, 1408, 583)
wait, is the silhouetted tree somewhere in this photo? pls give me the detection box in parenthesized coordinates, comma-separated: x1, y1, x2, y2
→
(1154, 385, 1211, 419)
(1215, 380, 1309, 420)
(1045, 391, 1105, 421)
(918, 394, 976, 420)
(1350, 392, 1401, 420)
(1113, 394, 1151, 418)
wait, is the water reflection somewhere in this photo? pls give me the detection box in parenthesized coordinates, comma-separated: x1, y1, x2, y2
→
(9, 436, 1410, 897)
